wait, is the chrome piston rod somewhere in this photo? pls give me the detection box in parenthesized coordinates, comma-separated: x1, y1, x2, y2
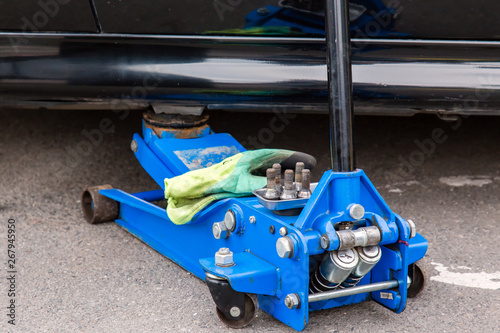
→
(308, 280, 399, 303)
(336, 226, 381, 250)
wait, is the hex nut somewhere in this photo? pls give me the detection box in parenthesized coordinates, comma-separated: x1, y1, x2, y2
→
(284, 293, 300, 310)
(279, 227, 288, 237)
(215, 248, 234, 267)
(276, 237, 294, 258)
(213, 221, 228, 239)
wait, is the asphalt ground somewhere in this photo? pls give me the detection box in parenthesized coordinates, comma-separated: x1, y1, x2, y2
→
(0, 109, 499, 332)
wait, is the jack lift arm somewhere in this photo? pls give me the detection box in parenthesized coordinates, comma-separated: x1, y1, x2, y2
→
(81, 0, 428, 330)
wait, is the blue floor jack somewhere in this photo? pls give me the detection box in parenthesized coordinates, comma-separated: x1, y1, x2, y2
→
(81, 1, 428, 331)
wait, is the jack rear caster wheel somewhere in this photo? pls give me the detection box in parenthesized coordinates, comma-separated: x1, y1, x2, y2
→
(216, 293, 259, 329)
(81, 185, 119, 224)
(206, 273, 259, 329)
(408, 256, 430, 298)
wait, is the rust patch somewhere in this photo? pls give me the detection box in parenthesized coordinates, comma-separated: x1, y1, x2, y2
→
(143, 111, 210, 139)
(144, 121, 210, 139)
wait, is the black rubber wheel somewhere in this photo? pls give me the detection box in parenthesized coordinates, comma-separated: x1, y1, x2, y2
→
(81, 185, 119, 224)
(216, 294, 259, 329)
(408, 257, 430, 298)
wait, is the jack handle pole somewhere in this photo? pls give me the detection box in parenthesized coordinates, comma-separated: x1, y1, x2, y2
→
(325, 0, 356, 172)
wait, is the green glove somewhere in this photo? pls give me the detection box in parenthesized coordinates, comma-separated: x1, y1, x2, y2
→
(164, 149, 295, 225)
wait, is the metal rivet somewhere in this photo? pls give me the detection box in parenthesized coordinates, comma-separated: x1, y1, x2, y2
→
(279, 227, 288, 236)
(249, 216, 256, 224)
(229, 306, 241, 317)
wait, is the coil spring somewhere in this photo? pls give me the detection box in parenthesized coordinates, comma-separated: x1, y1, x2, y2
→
(309, 269, 343, 293)
(338, 274, 364, 289)
(309, 271, 366, 293)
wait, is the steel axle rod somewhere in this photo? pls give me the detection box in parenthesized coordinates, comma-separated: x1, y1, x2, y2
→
(308, 280, 399, 303)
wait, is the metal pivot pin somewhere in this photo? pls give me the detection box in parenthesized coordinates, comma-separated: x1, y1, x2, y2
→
(280, 170, 297, 200)
(298, 169, 312, 199)
(295, 162, 305, 192)
(264, 168, 280, 200)
(273, 163, 283, 193)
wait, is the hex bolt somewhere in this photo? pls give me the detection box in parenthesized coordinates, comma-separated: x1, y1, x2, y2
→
(224, 210, 236, 232)
(273, 163, 283, 193)
(130, 140, 138, 153)
(229, 306, 241, 317)
(215, 247, 234, 267)
(349, 204, 365, 220)
(264, 169, 280, 200)
(249, 216, 256, 224)
(284, 293, 300, 310)
(279, 226, 288, 237)
(276, 236, 294, 258)
(212, 221, 229, 239)
(218, 247, 230, 255)
(407, 219, 416, 239)
(298, 169, 312, 199)
(320, 235, 329, 249)
(295, 162, 305, 192)
(280, 170, 297, 200)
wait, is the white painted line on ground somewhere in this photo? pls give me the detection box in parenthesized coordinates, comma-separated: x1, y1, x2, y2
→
(431, 262, 500, 290)
(439, 175, 493, 187)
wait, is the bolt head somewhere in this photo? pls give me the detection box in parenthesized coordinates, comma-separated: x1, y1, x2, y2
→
(279, 227, 288, 237)
(276, 237, 294, 258)
(407, 219, 416, 239)
(320, 236, 329, 249)
(224, 210, 236, 232)
(349, 204, 365, 220)
(249, 216, 256, 224)
(213, 221, 228, 239)
(229, 306, 241, 318)
(215, 248, 234, 267)
(130, 140, 138, 153)
(284, 293, 300, 309)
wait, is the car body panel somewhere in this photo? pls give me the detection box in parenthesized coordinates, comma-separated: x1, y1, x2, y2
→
(1, 1, 500, 115)
(0, 0, 98, 32)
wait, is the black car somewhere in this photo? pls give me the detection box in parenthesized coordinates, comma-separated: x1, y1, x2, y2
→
(1, 0, 499, 116)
